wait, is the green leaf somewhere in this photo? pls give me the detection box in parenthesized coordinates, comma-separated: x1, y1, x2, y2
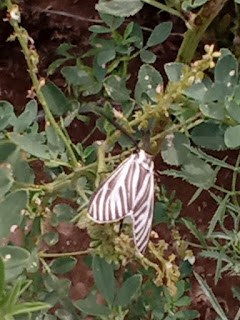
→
(93, 57, 107, 83)
(152, 307, 164, 319)
(53, 204, 77, 223)
(215, 52, 238, 89)
(173, 309, 199, 319)
(161, 132, 190, 166)
(185, 82, 208, 101)
(0, 256, 5, 298)
(89, 25, 112, 33)
(163, 155, 216, 189)
(124, 21, 134, 38)
(153, 202, 168, 224)
(135, 64, 163, 103)
(92, 255, 116, 303)
(9, 132, 51, 160)
(8, 148, 35, 183)
(104, 75, 130, 102)
(0, 101, 15, 131)
(147, 22, 172, 47)
(26, 248, 39, 273)
(55, 43, 75, 57)
(140, 50, 156, 63)
(114, 274, 142, 307)
(13, 100, 38, 133)
(173, 280, 185, 301)
(200, 102, 225, 120)
(188, 187, 203, 205)
(181, 219, 207, 248)
(224, 125, 240, 148)
(51, 257, 77, 274)
(40, 82, 69, 116)
(0, 191, 28, 241)
(83, 145, 97, 164)
(184, 144, 234, 170)
(3, 279, 23, 309)
(54, 309, 75, 320)
(179, 261, 193, 278)
(182, 155, 216, 189)
(164, 62, 184, 82)
(0, 246, 30, 282)
(99, 13, 124, 29)
(207, 197, 227, 237)
(0, 143, 16, 162)
(10, 302, 50, 316)
(43, 274, 71, 299)
(194, 273, 228, 320)
(130, 23, 143, 49)
(175, 295, 191, 307)
(226, 100, 240, 123)
(61, 66, 95, 87)
(96, 0, 143, 17)
(75, 291, 111, 316)
(91, 37, 115, 50)
(46, 125, 65, 158)
(191, 121, 227, 150)
(47, 58, 68, 76)
(182, 0, 207, 10)
(43, 232, 59, 246)
(0, 165, 14, 197)
(97, 49, 116, 66)
(232, 287, 240, 301)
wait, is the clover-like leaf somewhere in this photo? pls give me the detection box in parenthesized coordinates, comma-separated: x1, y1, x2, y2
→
(96, 0, 143, 17)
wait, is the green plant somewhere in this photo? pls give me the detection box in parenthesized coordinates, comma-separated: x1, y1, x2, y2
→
(0, 255, 50, 320)
(75, 256, 198, 320)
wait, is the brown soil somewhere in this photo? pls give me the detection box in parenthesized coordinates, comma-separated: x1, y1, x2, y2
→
(0, 1, 239, 319)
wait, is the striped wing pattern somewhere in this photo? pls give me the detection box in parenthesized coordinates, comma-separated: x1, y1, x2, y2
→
(88, 149, 154, 254)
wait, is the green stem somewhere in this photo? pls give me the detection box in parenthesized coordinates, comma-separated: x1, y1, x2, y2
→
(213, 185, 231, 194)
(15, 113, 202, 194)
(232, 152, 240, 207)
(39, 258, 51, 273)
(213, 185, 240, 197)
(176, 0, 228, 63)
(142, 0, 185, 21)
(5, 1, 79, 169)
(151, 113, 202, 144)
(39, 249, 91, 258)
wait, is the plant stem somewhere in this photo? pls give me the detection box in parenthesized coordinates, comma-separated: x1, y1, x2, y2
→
(40, 257, 51, 273)
(213, 185, 231, 194)
(39, 249, 91, 258)
(142, 0, 185, 21)
(5, 1, 79, 169)
(232, 152, 240, 207)
(176, 0, 228, 63)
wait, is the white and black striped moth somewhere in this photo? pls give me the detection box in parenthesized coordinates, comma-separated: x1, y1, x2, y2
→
(88, 149, 154, 254)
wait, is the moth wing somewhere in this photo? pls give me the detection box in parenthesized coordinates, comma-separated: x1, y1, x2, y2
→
(88, 154, 137, 223)
(132, 164, 154, 253)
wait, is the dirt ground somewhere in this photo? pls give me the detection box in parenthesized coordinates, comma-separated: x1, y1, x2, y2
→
(0, 1, 239, 319)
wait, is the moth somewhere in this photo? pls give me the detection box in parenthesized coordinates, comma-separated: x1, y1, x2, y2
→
(88, 149, 154, 254)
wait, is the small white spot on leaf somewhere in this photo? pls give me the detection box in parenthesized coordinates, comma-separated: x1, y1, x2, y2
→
(10, 225, 18, 233)
(4, 254, 11, 262)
